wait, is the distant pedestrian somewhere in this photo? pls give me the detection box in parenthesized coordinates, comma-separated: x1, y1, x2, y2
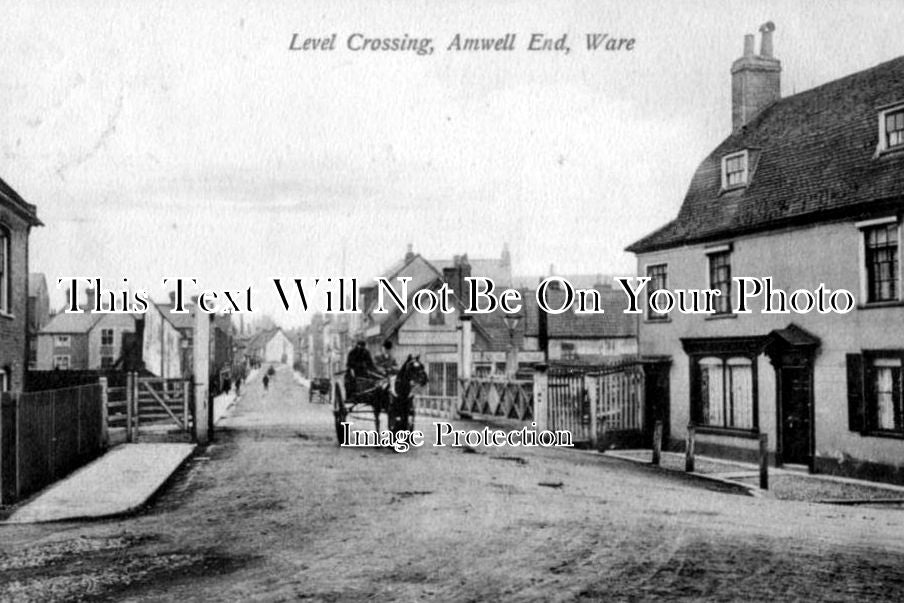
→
(263, 374, 270, 392)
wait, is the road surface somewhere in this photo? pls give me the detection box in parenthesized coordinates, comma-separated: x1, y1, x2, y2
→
(2, 365, 904, 601)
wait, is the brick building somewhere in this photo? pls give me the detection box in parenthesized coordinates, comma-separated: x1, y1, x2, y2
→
(0, 178, 42, 392)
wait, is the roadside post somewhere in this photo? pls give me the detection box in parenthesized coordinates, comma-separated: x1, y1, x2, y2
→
(685, 423, 695, 473)
(759, 433, 769, 490)
(652, 420, 663, 466)
(193, 309, 210, 445)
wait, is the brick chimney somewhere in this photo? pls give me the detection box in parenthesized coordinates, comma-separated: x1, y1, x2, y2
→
(404, 243, 415, 264)
(731, 22, 781, 132)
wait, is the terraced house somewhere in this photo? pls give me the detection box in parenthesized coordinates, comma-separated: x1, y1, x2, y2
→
(0, 178, 41, 392)
(627, 25, 904, 483)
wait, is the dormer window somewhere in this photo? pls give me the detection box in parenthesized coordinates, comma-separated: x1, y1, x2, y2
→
(882, 106, 904, 151)
(721, 150, 749, 189)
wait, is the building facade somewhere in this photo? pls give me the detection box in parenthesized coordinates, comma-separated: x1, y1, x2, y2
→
(627, 25, 904, 483)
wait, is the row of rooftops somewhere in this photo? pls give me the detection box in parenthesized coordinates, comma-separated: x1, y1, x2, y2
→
(360, 249, 636, 348)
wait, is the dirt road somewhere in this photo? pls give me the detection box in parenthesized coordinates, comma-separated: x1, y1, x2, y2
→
(2, 365, 904, 601)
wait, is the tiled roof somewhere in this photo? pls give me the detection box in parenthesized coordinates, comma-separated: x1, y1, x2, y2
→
(513, 274, 614, 290)
(41, 312, 102, 334)
(523, 287, 637, 339)
(155, 303, 195, 330)
(627, 55, 904, 253)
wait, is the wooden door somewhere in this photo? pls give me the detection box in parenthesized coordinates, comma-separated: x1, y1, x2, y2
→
(780, 366, 812, 465)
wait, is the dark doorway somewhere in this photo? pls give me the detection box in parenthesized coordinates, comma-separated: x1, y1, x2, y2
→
(764, 324, 820, 470)
(779, 366, 812, 465)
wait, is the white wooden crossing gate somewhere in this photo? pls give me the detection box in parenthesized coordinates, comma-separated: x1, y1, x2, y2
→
(547, 361, 647, 448)
(107, 372, 193, 442)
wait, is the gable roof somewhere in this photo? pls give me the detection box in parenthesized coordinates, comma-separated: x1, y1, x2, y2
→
(247, 327, 290, 351)
(41, 312, 102, 334)
(627, 55, 904, 253)
(155, 304, 196, 330)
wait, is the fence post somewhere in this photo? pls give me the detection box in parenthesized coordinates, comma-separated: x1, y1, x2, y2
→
(685, 423, 695, 473)
(99, 377, 109, 448)
(586, 374, 599, 450)
(193, 310, 211, 445)
(125, 372, 133, 443)
(15, 393, 22, 499)
(533, 364, 549, 431)
(183, 380, 191, 432)
(652, 420, 663, 466)
(759, 433, 769, 490)
(132, 371, 140, 441)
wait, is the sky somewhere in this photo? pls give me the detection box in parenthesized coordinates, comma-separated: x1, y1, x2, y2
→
(3, 0, 904, 327)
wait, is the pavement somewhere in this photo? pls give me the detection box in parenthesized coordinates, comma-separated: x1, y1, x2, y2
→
(2, 376, 257, 525)
(606, 449, 904, 504)
(3, 443, 196, 524)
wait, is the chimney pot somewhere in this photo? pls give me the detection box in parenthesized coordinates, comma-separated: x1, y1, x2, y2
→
(743, 34, 754, 57)
(759, 21, 775, 57)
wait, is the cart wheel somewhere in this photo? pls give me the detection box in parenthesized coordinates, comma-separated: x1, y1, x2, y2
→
(333, 384, 348, 445)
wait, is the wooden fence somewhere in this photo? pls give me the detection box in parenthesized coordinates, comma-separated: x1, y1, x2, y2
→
(0, 382, 107, 504)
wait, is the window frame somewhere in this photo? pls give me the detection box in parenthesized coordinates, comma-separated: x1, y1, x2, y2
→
(428, 307, 445, 326)
(857, 216, 902, 306)
(683, 336, 762, 436)
(53, 355, 71, 370)
(878, 104, 904, 153)
(560, 342, 578, 360)
(721, 150, 749, 190)
(863, 350, 904, 436)
(706, 246, 733, 316)
(101, 328, 115, 346)
(644, 263, 669, 321)
(55, 335, 71, 348)
(427, 361, 458, 397)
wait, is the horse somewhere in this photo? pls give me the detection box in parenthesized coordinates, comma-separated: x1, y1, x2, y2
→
(385, 355, 429, 432)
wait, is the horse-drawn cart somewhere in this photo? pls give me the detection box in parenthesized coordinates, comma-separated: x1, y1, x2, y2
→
(330, 356, 428, 445)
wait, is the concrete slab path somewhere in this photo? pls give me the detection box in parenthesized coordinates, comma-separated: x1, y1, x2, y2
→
(4, 443, 195, 524)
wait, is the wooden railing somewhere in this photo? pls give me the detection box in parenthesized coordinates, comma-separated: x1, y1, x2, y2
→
(414, 395, 458, 419)
(459, 378, 534, 422)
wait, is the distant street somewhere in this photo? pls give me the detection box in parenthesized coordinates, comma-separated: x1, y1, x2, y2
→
(2, 365, 904, 601)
